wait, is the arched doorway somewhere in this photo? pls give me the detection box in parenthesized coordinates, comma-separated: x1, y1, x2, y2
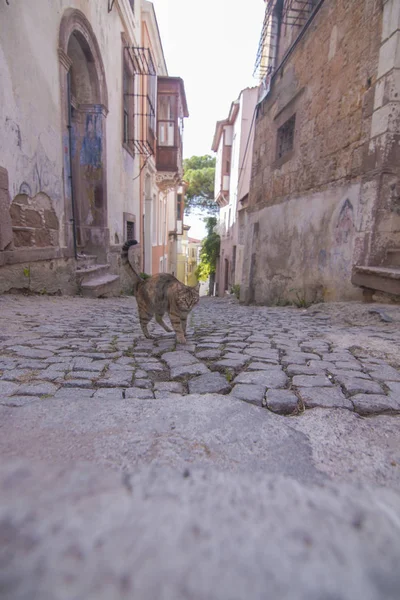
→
(59, 9, 108, 259)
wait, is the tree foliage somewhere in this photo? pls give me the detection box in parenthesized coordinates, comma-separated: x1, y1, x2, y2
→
(195, 217, 220, 292)
(183, 155, 217, 215)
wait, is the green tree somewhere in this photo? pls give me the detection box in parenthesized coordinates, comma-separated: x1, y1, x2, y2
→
(183, 155, 217, 215)
(195, 216, 220, 295)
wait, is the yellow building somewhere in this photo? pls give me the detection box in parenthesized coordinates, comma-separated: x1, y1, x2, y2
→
(176, 224, 190, 284)
(187, 237, 202, 287)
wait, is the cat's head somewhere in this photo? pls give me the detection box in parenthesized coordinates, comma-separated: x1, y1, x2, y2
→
(177, 282, 200, 311)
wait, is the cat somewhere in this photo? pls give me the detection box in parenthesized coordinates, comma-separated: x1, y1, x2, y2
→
(121, 240, 200, 344)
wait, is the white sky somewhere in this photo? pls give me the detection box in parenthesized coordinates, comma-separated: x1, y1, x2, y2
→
(151, 0, 265, 237)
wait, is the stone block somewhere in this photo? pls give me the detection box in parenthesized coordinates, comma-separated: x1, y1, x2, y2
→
(13, 228, 33, 247)
(351, 393, 400, 415)
(266, 389, 299, 414)
(9, 203, 23, 225)
(34, 228, 52, 247)
(24, 209, 43, 228)
(230, 384, 266, 406)
(170, 363, 209, 379)
(297, 387, 353, 410)
(292, 375, 333, 388)
(0, 166, 13, 251)
(235, 369, 288, 389)
(335, 376, 384, 396)
(125, 387, 154, 399)
(188, 372, 231, 395)
(44, 209, 59, 229)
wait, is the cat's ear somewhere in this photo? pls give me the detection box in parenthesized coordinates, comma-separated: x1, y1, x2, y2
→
(194, 282, 200, 291)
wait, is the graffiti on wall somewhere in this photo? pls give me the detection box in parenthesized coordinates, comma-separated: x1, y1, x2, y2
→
(79, 111, 104, 227)
(335, 198, 354, 244)
(16, 139, 62, 203)
(80, 113, 102, 169)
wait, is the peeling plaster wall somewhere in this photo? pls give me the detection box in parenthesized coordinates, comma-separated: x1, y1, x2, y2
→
(242, 183, 361, 304)
(0, 0, 142, 255)
(242, 0, 394, 304)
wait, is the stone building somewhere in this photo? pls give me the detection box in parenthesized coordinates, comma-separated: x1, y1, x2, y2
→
(212, 87, 258, 296)
(241, 0, 400, 304)
(0, 0, 187, 296)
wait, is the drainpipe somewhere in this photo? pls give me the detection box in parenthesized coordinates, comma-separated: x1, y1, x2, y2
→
(66, 70, 78, 260)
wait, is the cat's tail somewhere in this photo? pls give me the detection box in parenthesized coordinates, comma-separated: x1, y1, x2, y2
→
(121, 240, 143, 292)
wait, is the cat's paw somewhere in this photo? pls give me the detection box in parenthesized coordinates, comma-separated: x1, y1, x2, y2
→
(176, 335, 186, 344)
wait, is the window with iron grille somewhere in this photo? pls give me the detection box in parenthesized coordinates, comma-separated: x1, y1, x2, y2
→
(123, 54, 135, 154)
(277, 114, 296, 160)
(126, 221, 135, 241)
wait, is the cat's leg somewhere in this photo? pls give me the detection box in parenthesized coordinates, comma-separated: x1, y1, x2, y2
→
(137, 306, 154, 339)
(180, 314, 188, 336)
(169, 311, 186, 344)
(155, 313, 173, 333)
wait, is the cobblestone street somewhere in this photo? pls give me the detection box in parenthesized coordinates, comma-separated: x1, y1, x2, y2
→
(1, 294, 400, 599)
(1, 294, 400, 415)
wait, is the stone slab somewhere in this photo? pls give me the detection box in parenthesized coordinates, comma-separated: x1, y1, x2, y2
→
(234, 369, 288, 389)
(170, 364, 210, 379)
(351, 394, 400, 415)
(297, 387, 353, 410)
(230, 384, 266, 406)
(335, 376, 384, 396)
(1, 460, 400, 600)
(265, 389, 299, 414)
(292, 375, 333, 388)
(188, 372, 231, 395)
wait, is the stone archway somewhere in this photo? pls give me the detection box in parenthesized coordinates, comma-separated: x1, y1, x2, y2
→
(58, 9, 108, 259)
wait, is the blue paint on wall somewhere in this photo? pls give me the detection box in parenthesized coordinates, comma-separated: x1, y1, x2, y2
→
(80, 113, 102, 168)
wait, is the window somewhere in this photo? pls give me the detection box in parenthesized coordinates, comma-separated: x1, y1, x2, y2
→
(129, 0, 135, 14)
(158, 94, 176, 147)
(126, 220, 135, 240)
(123, 54, 135, 154)
(124, 212, 136, 243)
(158, 196, 164, 246)
(177, 193, 182, 220)
(152, 194, 157, 245)
(277, 114, 295, 160)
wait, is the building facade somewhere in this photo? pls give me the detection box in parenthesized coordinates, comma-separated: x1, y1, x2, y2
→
(212, 87, 258, 296)
(187, 237, 202, 287)
(241, 0, 400, 304)
(0, 0, 187, 296)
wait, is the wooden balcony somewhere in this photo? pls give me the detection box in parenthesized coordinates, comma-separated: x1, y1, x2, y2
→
(156, 77, 188, 175)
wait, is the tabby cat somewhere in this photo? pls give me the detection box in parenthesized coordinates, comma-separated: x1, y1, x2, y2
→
(121, 240, 200, 344)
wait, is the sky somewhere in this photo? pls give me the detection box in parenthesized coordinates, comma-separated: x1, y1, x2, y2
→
(151, 0, 265, 238)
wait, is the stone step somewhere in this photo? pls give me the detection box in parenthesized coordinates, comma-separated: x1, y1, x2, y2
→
(76, 253, 98, 269)
(81, 273, 120, 298)
(386, 248, 400, 267)
(351, 265, 400, 297)
(76, 264, 110, 284)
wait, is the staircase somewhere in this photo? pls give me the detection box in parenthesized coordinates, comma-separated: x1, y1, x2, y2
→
(76, 253, 120, 298)
(352, 248, 400, 299)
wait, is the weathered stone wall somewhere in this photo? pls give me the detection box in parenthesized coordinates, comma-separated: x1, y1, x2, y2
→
(0, 0, 145, 293)
(0, 167, 13, 251)
(10, 193, 59, 249)
(0, 258, 77, 295)
(243, 0, 390, 303)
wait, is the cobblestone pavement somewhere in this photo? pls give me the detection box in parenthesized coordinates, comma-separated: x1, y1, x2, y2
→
(1, 294, 400, 600)
(1, 294, 400, 416)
